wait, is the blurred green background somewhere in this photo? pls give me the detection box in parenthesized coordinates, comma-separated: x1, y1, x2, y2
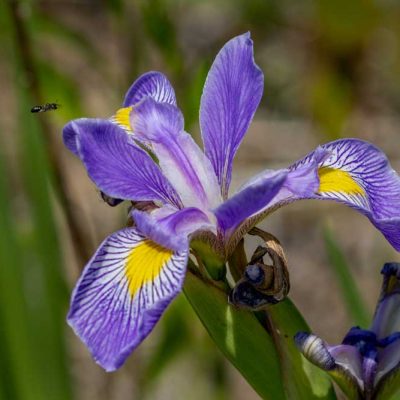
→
(1, 0, 400, 399)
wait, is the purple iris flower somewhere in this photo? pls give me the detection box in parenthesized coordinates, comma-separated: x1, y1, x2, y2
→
(63, 32, 400, 371)
(295, 263, 400, 400)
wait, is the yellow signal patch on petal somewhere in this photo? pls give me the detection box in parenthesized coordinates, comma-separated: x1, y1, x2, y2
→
(125, 240, 174, 297)
(318, 167, 365, 195)
(114, 106, 133, 131)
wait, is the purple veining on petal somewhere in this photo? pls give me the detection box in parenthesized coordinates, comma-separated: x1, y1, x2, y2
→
(67, 228, 188, 371)
(200, 32, 264, 199)
(63, 118, 181, 207)
(311, 139, 400, 251)
(131, 97, 221, 210)
(123, 71, 177, 107)
(230, 139, 400, 252)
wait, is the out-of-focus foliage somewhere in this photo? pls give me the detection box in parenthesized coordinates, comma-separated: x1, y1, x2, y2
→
(324, 226, 370, 328)
(1, 0, 400, 399)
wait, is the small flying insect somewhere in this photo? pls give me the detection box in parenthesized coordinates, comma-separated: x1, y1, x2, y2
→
(31, 102, 60, 113)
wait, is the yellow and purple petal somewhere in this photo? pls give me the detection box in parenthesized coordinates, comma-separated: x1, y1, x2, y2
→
(67, 228, 188, 371)
(113, 72, 177, 132)
(130, 97, 222, 210)
(301, 139, 400, 251)
(63, 118, 181, 207)
(123, 71, 176, 107)
(200, 32, 264, 198)
(228, 139, 400, 252)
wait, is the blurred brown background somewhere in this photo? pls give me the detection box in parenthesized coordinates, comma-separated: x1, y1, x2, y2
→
(1, 0, 400, 399)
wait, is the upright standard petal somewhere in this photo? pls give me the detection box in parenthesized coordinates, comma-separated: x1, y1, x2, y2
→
(200, 32, 264, 198)
(68, 228, 188, 371)
(63, 118, 181, 207)
(131, 97, 222, 210)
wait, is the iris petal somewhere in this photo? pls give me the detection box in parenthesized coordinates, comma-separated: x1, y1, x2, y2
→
(200, 32, 264, 198)
(375, 340, 400, 387)
(306, 139, 400, 250)
(63, 118, 181, 207)
(130, 97, 221, 210)
(371, 263, 400, 343)
(295, 332, 364, 398)
(123, 71, 177, 107)
(214, 169, 288, 234)
(229, 139, 400, 252)
(133, 207, 214, 252)
(67, 228, 188, 371)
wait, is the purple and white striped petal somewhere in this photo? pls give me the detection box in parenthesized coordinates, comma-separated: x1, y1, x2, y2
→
(300, 139, 400, 251)
(68, 228, 188, 371)
(133, 206, 215, 252)
(63, 118, 181, 207)
(123, 71, 177, 107)
(229, 139, 400, 252)
(130, 97, 222, 210)
(200, 32, 264, 199)
(112, 72, 177, 132)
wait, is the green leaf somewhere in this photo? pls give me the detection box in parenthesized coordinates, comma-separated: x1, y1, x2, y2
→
(143, 296, 191, 387)
(324, 226, 370, 327)
(0, 141, 42, 400)
(184, 269, 286, 400)
(17, 91, 72, 400)
(267, 299, 337, 400)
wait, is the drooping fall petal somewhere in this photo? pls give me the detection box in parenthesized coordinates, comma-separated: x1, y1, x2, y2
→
(68, 228, 188, 371)
(63, 118, 181, 207)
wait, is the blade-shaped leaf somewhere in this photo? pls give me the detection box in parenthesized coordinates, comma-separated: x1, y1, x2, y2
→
(266, 299, 337, 400)
(324, 226, 370, 327)
(0, 141, 42, 400)
(184, 269, 285, 400)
